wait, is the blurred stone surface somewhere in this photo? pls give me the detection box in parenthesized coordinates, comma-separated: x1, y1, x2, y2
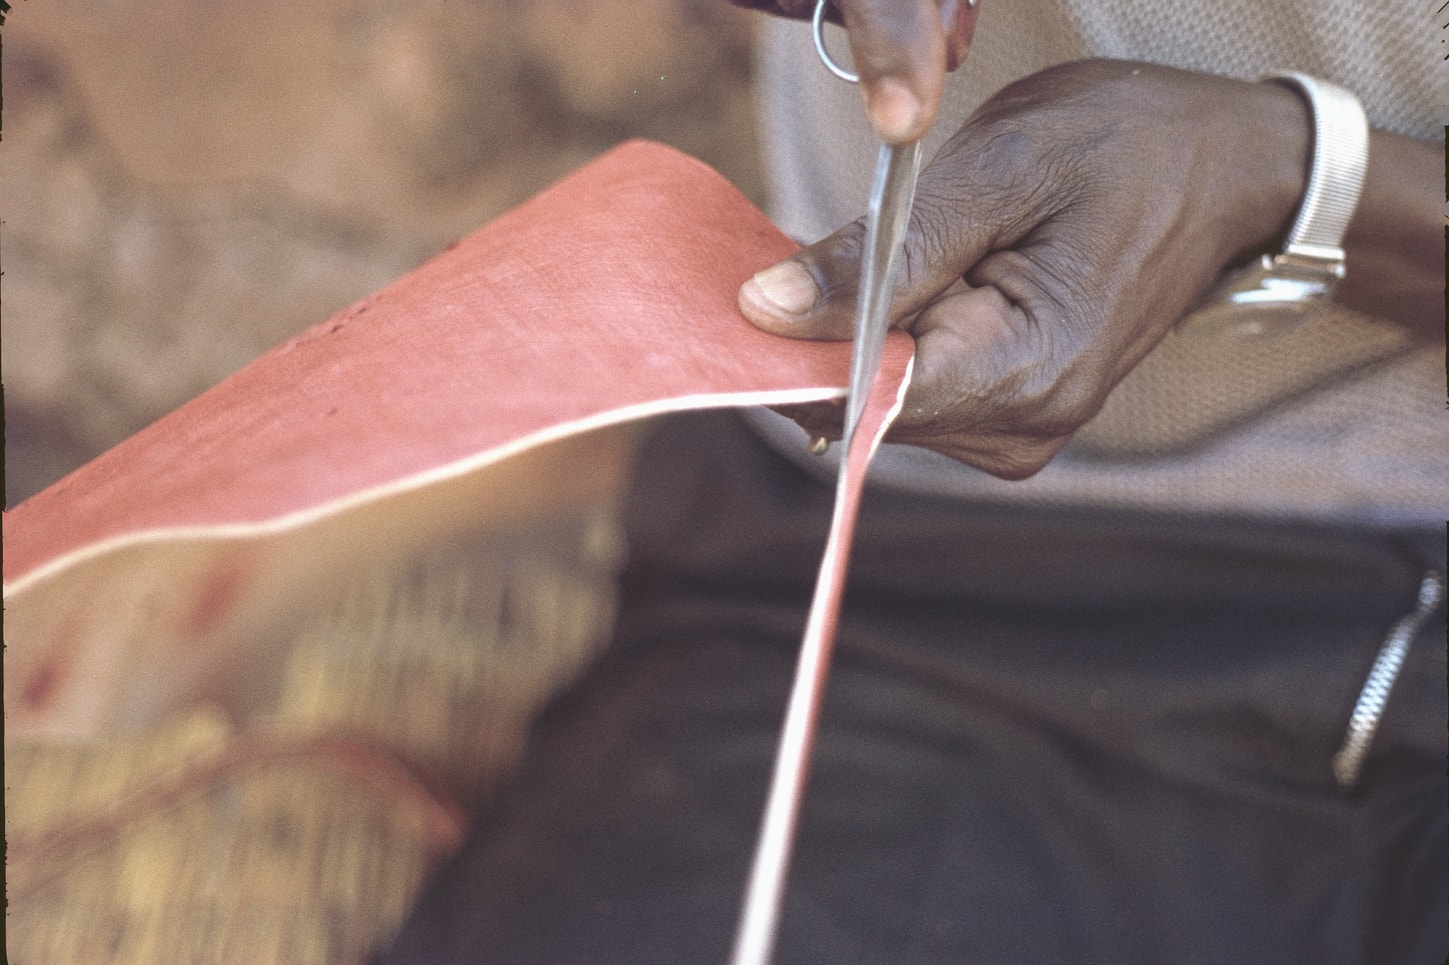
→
(2, 0, 764, 505)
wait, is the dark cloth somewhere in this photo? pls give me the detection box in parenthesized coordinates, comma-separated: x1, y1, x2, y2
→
(375, 410, 1447, 965)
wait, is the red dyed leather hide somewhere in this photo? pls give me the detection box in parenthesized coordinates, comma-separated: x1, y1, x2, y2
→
(3, 141, 913, 736)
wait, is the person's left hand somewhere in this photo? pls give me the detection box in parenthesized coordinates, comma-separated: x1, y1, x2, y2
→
(739, 60, 1311, 479)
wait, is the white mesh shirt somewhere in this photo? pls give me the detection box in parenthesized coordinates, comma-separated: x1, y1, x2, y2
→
(748, 0, 1446, 527)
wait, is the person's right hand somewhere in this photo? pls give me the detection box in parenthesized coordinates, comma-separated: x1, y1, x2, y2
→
(726, 0, 980, 144)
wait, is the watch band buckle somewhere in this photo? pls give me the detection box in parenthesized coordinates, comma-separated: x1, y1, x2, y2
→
(1275, 243, 1347, 280)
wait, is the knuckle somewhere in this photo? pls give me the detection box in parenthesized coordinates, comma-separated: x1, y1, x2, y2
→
(1003, 358, 1108, 443)
(926, 435, 1065, 480)
(983, 454, 1047, 481)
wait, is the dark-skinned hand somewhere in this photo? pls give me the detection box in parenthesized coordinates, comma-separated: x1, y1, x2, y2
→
(728, 0, 977, 144)
(738, 59, 1318, 479)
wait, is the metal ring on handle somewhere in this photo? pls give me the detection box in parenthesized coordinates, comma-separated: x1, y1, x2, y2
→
(812, 0, 859, 83)
(813, 0, 981, 85)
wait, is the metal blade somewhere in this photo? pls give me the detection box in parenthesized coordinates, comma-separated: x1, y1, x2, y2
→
(842, 138, 921, 450)
(729, 139, 921, 965)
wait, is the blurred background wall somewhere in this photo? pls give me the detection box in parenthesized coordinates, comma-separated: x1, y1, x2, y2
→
(2, 0, 765, 506)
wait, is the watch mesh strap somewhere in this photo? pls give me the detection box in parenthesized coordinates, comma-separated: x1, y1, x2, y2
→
(1264, 71, 1370, 262)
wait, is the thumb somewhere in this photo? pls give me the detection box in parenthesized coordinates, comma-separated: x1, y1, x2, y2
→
(738, 187, 982, 340)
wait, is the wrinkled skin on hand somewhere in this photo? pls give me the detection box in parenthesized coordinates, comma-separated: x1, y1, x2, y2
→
(739, 60, 1311, 479)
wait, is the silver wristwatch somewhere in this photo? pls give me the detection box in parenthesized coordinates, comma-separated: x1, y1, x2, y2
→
(1179, 72, 1370, 337)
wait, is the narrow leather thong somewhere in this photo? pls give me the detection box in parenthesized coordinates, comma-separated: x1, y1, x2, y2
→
(3, 140, 913, 748)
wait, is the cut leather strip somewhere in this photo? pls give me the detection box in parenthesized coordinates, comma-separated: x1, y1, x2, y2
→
(3, 140, 913, 737)
(733, 351, 913, 965)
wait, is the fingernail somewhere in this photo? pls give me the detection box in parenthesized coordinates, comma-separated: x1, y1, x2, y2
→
(744, 262, 818, 317)
(867, 78, 922, 144)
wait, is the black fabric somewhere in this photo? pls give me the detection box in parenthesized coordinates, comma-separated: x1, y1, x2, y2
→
(375, 410, 1447, 965)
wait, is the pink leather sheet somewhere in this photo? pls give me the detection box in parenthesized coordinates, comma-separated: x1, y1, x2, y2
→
(3, 140, 913, 737)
